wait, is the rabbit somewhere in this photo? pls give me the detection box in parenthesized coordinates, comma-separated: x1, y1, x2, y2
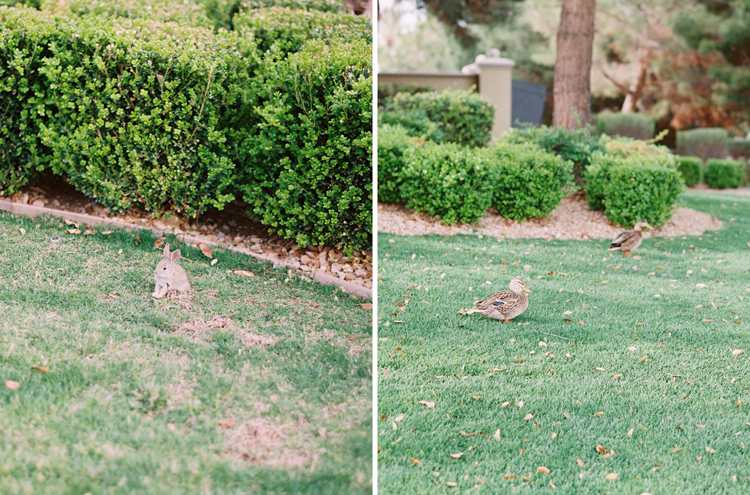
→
(153, 243, 191, 299)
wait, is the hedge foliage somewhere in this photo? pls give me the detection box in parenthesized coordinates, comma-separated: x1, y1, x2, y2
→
(378, 106, 444, 143)
(585, 153, 684, 227)
(704, 159, 743, 189)
(676, 127, 728, 162)
(237, 40, 372, 252)
(384, 89, 495, 148)
(400, 142, 493, 225)
(483, 143, 573, 220)
(676, 156, 703, 186)
(377, 125, 414, 204)
(0, 6, 372, 253)
(503, 125, 606, 183)
(595, 112, 656, 140)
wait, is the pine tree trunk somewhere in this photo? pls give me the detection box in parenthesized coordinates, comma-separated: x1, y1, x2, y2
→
(553, 0, 596, 129)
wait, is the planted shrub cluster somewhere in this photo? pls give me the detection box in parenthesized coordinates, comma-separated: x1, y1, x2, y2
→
(676, 156, 703, 186)
(595, 112, 656, 140)
(384, 89, 495, 148)
(676, 127, 728, 162)
(704, 159, 744, 189)
(0, 6, 372, 253)
(586, 152, 684, 227)
(377, 125, 414, 204)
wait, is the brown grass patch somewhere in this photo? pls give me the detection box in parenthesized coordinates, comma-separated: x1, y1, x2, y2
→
(175, 316, 278, 347)
(224, 418, 317, 469)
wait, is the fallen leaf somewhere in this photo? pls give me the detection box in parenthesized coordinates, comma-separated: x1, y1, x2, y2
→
(135, 234, 140, 245)
(641, 355, 648, 362)
(234, 270, 255, 278)
(706, 446, 716, 453)
(565, 353, 572, 358)
(211, 258, 218, 266)
(627, 428, 634, 437)
(551, 432, 558, 439)
(102, 230, 112, 235)
(503, 475, 517, 479)
(563, 311, 573, 315)
(550, 481, 556, 489)
(596, 367, 606, 372)
(501, 401, 511, 408)
(732, 349, 745, 358)
(593, 411, 604, 417)
(460, 431, 476, 437)
(154, 239, 164, 248)
(83, 229, 95, 235)
(418, 401, 435, 408)
(627, 346, 637, 352)
(613, 374, 622, 380)
(19, 228, 26, 235)
(563, 411, 570, 419)
(537, 466, 551, 474)
(394, 414, 405, 422)
(31, 366, 47, 373)
(538, 341, 547, 347)
(360, 303, 373, 310)
(5, 380, 19, 390)
(446, 481, 457, 487)
(494, 429, 501, 441)
(524, 413, 534, 421)
(450, 453, 464, 459)
(217, 419, 236, 428)
(521, 476, 533, 482)
(606, 473, 618, 480)
(198, 243, 213, 259)
(67, 229, 81, 235)
(472, 395, 481, 400)
(672, 446, 683, 453)
(577, 458, 584, 467)
(410, 457, 420, 466)
(696, 283, 707, 288)
(518, 401, 524, 408)
(596, 445, 608, 454)
(696, 456, 703, 461)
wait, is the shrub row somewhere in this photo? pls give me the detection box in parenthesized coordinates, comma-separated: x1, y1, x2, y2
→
(677, 156, 703, 186)
(595, 112, 655, 140)
(585, 152, 684, 227)
(382, 89, 495, 148)
(704, 159, 744, 189)
(676, 127, 728, 162)
(0, 6, 372, 253)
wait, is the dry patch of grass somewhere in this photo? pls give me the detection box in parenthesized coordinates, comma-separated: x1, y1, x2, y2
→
(175, 316, 278, 347)
(224, 418, 320, 469)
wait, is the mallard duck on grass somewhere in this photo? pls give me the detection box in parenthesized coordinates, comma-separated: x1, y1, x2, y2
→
(465, 276, 531, 322)
(609, 220, 652, 256)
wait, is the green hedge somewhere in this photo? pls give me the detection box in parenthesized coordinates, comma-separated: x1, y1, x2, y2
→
(237, 40, 372, 253)
(0, 7, 372, 253)
(483, 143, 573, 220)
(234, 7, 371, 55)
(38, 0, 214, 27)
(586, 153, 684, 227)
(502, 125, 606, 183)
(704, 159, 743, 189)
(378, 106, 444, 143)
(400, 142, 493, 225)
(728, 138, 750, 159)
(377, 125, 414, 204)
(386, 89, 495, 148)
(595, 112, 655, 140)
(676, 127, 728, 162)
(676, 156, 702, 186)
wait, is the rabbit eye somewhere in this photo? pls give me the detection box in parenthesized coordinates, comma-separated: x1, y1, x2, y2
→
(163, 267, 167, 270)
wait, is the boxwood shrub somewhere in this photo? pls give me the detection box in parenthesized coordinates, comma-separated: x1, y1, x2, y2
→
(387, 89, 495, 148)
(237, 40, 372, 253)
(595, 112, 655, 140)
(676, 156, 702, 186)
(675, 127, 728, 162)
(377, 124, 414, 204)
(234, 7, 371, 55)
(400, 142, 493, 225)
(483, 143, 573, 220)
(586, 153, 684, 227)
(704, 159, 743, 189)
(378, 104, 444, 143)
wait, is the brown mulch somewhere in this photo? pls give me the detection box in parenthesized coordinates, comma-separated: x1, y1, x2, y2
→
(378, 190, 724, 240)
(3, 178, 372, 290)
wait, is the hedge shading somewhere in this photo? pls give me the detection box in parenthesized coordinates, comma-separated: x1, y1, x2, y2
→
(704, 159, 743, 189)
(400, 142, 493, 225)
(586, 153, 684, 227)
(677, 156, 703, 186)
(484, 143, 573, 220)
(675, 127, 728, 162)
(377, 125, 414, 204)
(595, 112, 656, 140)
(237, 40, 372, 253)
(385, 89, 495, 148)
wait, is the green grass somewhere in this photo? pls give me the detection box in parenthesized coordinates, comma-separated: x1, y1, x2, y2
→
(0, 213, 371, 495)
(377, 191, 750, 494)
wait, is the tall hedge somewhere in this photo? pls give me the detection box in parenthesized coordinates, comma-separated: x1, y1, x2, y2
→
(377, 124, 414, 204)
(385, 89, 495, 148)
(676, 156, 702, 186)
(675, 127, 728, 162)
(237, 40, 372, 252)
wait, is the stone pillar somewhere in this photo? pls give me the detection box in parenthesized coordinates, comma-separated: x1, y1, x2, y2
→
(474, 49, 515, 141)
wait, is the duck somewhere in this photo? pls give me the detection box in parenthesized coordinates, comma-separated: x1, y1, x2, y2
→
(465, 277, 531, 322)
(608, 220, 652, 256)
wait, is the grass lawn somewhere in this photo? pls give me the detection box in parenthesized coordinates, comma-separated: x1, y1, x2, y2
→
(377, 191, 750, 494)
(0, 212, 371, 495)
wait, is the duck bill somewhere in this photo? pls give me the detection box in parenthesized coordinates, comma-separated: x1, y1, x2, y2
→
(522, 285, 531, 293)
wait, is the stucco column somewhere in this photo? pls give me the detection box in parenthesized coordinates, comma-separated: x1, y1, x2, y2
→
(475, 49, 515, 140)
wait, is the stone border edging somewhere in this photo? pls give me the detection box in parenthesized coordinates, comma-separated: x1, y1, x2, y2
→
(0, 199, 372, 299)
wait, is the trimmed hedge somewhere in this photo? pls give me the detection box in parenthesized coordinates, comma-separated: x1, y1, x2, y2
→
(586, 153, 684, 227)
(676, 156, 703, 186)
(704, 159, 743, 189)
(595, 112, 655, 140)
(676, 127, 728, 162)
(378, 106, 444, 143)
(377, 124, 414, 204)
(483, 143, 573, 220)
(502, 125, 606, 183)
(386, 89, 495, 148)
(400, 142, 493, 225)
(728, 138, 750, 159)
(237, 40, 372, 253)
(38, 0, 214, 27)
(234, 7, 371, 55)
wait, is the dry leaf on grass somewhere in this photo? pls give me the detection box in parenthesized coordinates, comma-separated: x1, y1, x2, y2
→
(218, 419, 236, 429)
(450, 453, 464, 459)
(410, 457, 420, 465)
(211, 258, 218, 266)
(31, 366, 47, 373)
(5, 380, 19, 390)
(524, 413, 534, 421)
(234, 270, 255, 278)
(627, 428, 634, 437)
(199, 243, 213, 259)
(360, 303, 373, 310)
(732, 349, 745, 358)
(705, 446, 716, 453)
(577, 458, 584, 467)
(593, 411, 604, 417)
(418, 400, 435, 408)
(537, 466, 551, 474)
(494, 429, 501, 441)
(606, 473, 618, 480)
(446, 481, 458, 487)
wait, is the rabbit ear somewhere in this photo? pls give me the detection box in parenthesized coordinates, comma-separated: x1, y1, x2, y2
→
(171, 249, 181, 263)
(163, 243, 170, 258)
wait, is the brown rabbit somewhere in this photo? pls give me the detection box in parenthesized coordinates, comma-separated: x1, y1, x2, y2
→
(153, 243, 191, 298)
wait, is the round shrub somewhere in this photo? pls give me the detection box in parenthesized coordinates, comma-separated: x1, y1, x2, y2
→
(601, 155, 684, 228)
(378, 105, 444, 143)
(388, 89, 495, 148)
(377, 125, 414, 204)
(595, 112, 655, 140)
(400, 142, 493, 225)
(584, 152, 618, 211)
(483, 143, 573, 220)
(704, 159, 743, 189)
(676, 128, 728, 162)
(676, 156, 702, 186)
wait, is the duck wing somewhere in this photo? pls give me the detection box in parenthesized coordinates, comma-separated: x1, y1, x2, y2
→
(609, 230, 639, 249)
(474, 290, 515, 309)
